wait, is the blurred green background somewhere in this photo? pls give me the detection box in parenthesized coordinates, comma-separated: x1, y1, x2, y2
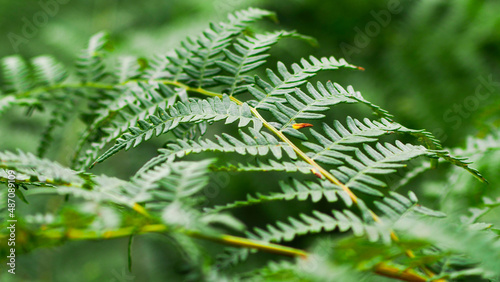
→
(1, 0, 499, 281)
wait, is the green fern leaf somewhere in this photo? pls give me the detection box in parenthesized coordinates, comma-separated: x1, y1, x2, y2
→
(31, 55, 68, 86)
(214, 31, 297, 95)
(428, 149, 486, 183)
(37, 100, 74, 157)
(0, 150, 85, 187)
(114, 56, 142, 83)
(92, 95, 261, 166)
(273, 82, 391, 139)
(208, 178, 353, 213)
(76, 31, 109, 83)
(331, 142, 429, 196)
(165, 8, 275, 87)
(304, 117, 403, 165)
(0, 95, 39, 115)
(138, 128, 296, 173)
(1, 55, 32, 93)
(248, 56, 359, 110)
(73, 82, 190, 168)
(210, 159, 312, 174)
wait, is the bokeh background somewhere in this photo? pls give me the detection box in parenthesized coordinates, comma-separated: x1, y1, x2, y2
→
(1, 0, 499, 281)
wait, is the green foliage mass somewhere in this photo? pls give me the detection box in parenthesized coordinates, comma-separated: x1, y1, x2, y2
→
(1, 5, 499, 282)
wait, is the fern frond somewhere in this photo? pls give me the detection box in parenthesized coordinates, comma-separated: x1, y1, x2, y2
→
(248, 57, 359, 110)
(138, 128, 296, 173)
(0, 150, 85, 187)
(272, 82, 392, 139)
(454, 129, 500, 157)
(208, 178, 352, 213)
(165, 8, 275, 87)
(1, 55, 32, 93)
(220, 209, 385, 268)
(214, 31, 296, 95)
(305, 117, 404, 165)
(373, 191, 446, 219)
(218, 190, 440, 269)
(0, 95, 39, 115)
(211, 159, 313, 174)
(143, 54, 169, 80)
(92, 95, 260, 166)
(460, 197, 500, 226)
(396, 217, 500, 278)
(331, 142, 429, 196)
(37, 100, 74, 157)
(76, 31, 109, 83)
(428, 149, 486, 183)
(31, 55, 68, 86)
(114, 56, 142, 83)
(126, 159, 215, 211)
(392, 130, 500, 190)
(73, 82, 188, 168)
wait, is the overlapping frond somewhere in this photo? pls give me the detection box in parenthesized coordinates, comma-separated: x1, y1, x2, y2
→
(131, 159, 214, 210)
(76, 31, 109, 83)
(31, 55, 68, 87)
(74, 82, 189, 168)
(37, 100, 74, 157)
(304, 117, 404, 165)
(92, 95, 261, 166)
(331, 142, 428, 196)
(138, 127, 296, 173)
(248, 56, 359, 110)
(271, 82, 392, 139)
(210, 159, 313, 174)
(0, 150, 85, 187)
(114, 56, 142, 83)
(164, 8, 275, 86)
(217, 190, 442, 268)
(214, 31, 296, 95)
(248, 209, 384, 243)
(1, 55, 32, 93)
(208, 178, 352, 213)
(217, 208, 386, 268)
(0, 95, 38, 115)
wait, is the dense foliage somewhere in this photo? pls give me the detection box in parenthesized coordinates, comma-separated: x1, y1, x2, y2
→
(1, 6, 499, 282)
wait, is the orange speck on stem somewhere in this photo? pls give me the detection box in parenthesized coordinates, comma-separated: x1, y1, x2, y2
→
(310, 168, 323, 179)
(292, 123, 313, 130)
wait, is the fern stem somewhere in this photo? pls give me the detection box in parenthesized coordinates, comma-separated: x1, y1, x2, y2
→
(31, 223, 307, 258)
(184, 231, 307, 258)
(374, 263, 427, 282)
(248, 106, 360, 203)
